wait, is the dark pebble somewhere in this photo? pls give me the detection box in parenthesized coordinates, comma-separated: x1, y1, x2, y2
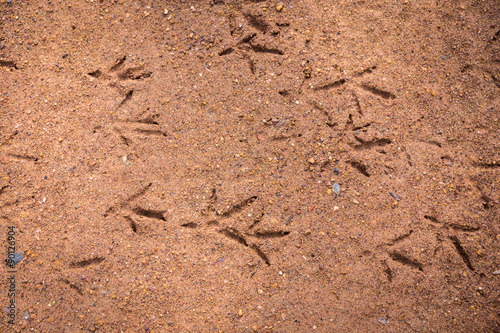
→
(389, 192, 401, 201)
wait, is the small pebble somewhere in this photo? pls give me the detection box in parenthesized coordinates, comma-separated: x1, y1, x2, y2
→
(378, 318, 389, 325)
(238, 309, 243, 317)
(333, 167, 339, 174)
(308, 157, 315, 164)
(352, 199, 360, 204)
(493, 270, 500, 275)
(332, 183, 341, 196)
(276, 3, 283, 12)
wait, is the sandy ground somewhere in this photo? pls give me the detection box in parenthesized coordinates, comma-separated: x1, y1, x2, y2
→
(0, 0, 499, 332)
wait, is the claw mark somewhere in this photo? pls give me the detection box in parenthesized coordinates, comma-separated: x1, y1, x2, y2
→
(406, 153, 413, 167)
(387, 230, 413, 246)
(209, 188, 217, 202)
(352, 136, 392, 150)
(449, 236, 474, 270)
(251, 244, 271, 265)
(126, 183, 152, 203)
(132, 207, 166, 221)
(352, 123, 371, 131)
(129, 115, 160, 125)
(245, 55, 255, 74)
(120, 135, 131, 146)
(349, 161, 370, 177)
(0, 185, 8, 195)
(220, 196, 258, 217)
(449, 223, 480, 232)
(181, 222, 199, 228)
(383, 261, 393, 282)
(133, 129, 166, 136)
(219, 47, 234, 56)
(253, 230, 290, 239)
(313, 79, 346, 91)
(474, 162, 500, 169)
(110, 55, 126, 72)
(424, 215, 441, 224)
(389, 252, 423, 271)
(201, 188, 218, 216)
(352, 92, 362, 115)
(244, 13, 270, 33)
(427, 140, 442, 147)
(60, 279, 83, 295)
(491, 29, 500, 42)
(88, 70, 102, 78)
(124, 216, 138, 233)
(481, 195, 493, 210)
(361, 84, 396, 100)
(227, 12, 237, 36)
(70, 257, 105, 268)
(220, 228, 249, 246)
(207, 220, 219, 226)
(118, 89, 134, 107)
(104, 183, 152, 217)
(0, 60, 18, 69)
(491, 74, 500, 89)
(7, 153, 38, 161)
(354, 66, 377, 77)
(248, 212, 265, 229)
(238, 33, 257, 44)
(113, 128, 132, 146)
(118, 67, 152, 80)
(271, 133, 300, 141)
(250, 43, 284, 55)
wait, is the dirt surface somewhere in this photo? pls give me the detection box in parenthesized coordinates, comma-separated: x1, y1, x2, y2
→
(0, 0, 499, 332)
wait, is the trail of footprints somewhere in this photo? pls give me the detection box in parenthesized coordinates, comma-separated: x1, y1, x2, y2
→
(74, 18, 497, 277)
(302, 64, 488, 278)
(304, 65, 399, 178)
(106, 184, 290, 266)
(218, 8, 285, 74)
(378, 213, 479, 282)
(87, 55, 151, 110)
